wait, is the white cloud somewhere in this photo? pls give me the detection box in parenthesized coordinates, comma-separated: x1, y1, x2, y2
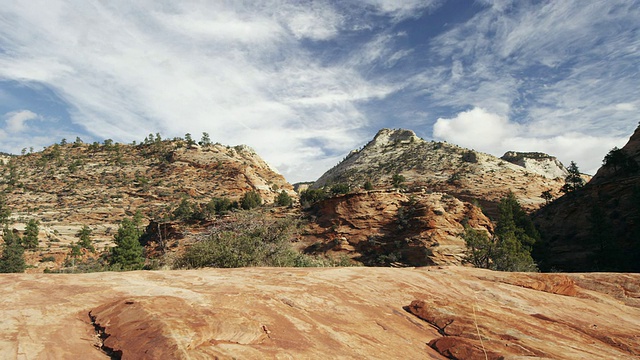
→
(433, 107, 629, 175)
(433, 107, 518, 152)
(2, 110, 40, 133)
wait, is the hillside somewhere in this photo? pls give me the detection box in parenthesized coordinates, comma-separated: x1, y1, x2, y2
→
(1, 266, 638, 359)
(0, 138, 295, 271)
(533, 125, 640, 272)
(313, 129, 566, 217)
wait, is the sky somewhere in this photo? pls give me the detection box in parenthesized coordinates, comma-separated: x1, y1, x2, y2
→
(0, 0, 639, 183)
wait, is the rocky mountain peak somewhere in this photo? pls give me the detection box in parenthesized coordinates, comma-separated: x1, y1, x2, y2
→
(314, 128, 565, 216)
(368, 128, 421, 149)
(501, 151, 568, 179)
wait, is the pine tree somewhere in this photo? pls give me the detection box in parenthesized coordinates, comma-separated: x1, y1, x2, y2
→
(110, 217, 145, 270)
(462, 193, 538, 272)
(0, 193, 11, 225)
(493, 193, 538, 271)
(200, 132, 212, 146)
(22, 219, 39, 249)
(0, 226, 25, 273)
(76, 225, 95, 252)
(562, 161, 585, 193)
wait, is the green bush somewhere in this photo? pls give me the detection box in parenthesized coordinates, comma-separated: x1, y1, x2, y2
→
(330, 183, 350, 195)
(174, 212, 356, 269)
(364, 181, 374, 191)
(240, 191, 262, 210)
(276, 190, 293, 207)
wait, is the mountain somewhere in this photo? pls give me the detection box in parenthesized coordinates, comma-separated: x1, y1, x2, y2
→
(313, 128, 565, 217)
(1, 267, 639, 359)
(0, 139, 295, 271)
(533, 125, 640, 272)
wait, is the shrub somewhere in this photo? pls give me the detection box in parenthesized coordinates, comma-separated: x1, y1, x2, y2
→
(364, 181, 374, 191)
(330, 183, 350, 195)
(241, 191, 262, 210)
(174, 212, 299, 268)
(299, 188, 327, 207)
(392, 174, 406, 188)
(276, 190, 293, 207)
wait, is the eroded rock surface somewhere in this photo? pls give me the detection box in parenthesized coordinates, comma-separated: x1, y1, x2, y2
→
(301, 190, 493, 266)
(1, 267, 639, 359)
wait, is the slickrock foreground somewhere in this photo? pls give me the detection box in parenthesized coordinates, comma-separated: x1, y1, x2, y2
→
(1, 266, 639, 359)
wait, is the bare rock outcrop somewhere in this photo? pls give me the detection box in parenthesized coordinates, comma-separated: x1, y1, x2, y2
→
(501, 151, 568, 179)
(1, 266, 639, 359)
(301, 190, 493, 266)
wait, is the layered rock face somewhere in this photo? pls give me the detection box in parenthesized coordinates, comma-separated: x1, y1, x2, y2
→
(501, 151, 568, 179)
(533, 125, 640, 272)
(0, 141, 294, 271)
(313, 128, 564, 217)
(1, 266, 638, 359)
(301, 190, 492, 266)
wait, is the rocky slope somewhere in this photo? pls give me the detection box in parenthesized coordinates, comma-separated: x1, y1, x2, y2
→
(0, 139, 294, 271)
(300, 190, 493, 267)
(533, 125, 640, 272)
(313, 129, 565, 217)
(1, 266, 638, 359)
(501, 151, 568, 179)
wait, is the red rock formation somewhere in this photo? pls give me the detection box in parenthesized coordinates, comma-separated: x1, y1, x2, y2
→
(301, 190, 493, 266)
(1, 267, 639, 359)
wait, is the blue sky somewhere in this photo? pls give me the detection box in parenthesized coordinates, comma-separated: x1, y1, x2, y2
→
(1, 0, 638, 183)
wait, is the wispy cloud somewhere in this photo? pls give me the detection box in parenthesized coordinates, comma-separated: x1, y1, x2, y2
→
(0, 1, 429, 182)
(0, 0, 637, 182)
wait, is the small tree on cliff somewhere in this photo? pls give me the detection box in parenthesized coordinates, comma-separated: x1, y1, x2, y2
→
(110, 217, 145, 271)
(562, 161, 584, 193)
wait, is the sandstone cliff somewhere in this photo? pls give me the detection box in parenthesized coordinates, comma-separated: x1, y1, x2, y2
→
(1, 267, 638, 359)
(501, 151, 568, 179)
(313, 128, 565, 217)
(533, 125, 640, 272)
(300, 190, 492, 267)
